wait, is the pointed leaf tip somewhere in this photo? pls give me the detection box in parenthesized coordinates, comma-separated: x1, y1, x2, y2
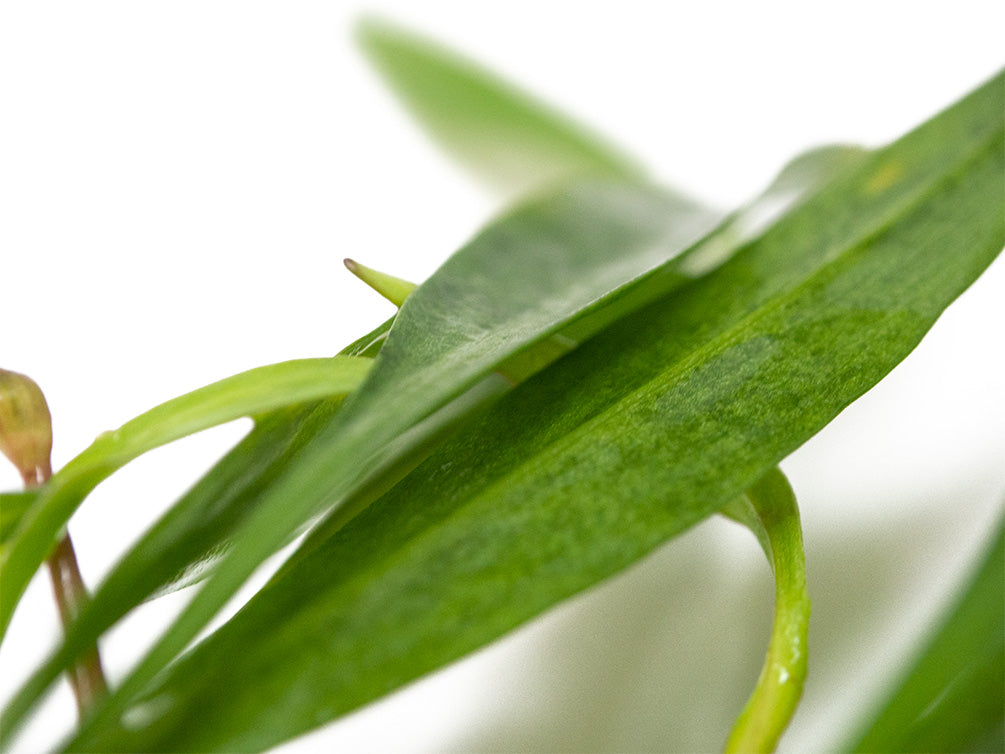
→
(343, 258, 417, 308)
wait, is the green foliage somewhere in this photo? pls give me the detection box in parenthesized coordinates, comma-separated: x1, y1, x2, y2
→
(1, 17, 1002, 754)
(356, 15, 644, 196)
(846, 516, 1004, 753)
(0, 357, 373, 642)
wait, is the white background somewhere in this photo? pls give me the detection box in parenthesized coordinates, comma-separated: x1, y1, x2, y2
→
(1, 2, 1003, 752)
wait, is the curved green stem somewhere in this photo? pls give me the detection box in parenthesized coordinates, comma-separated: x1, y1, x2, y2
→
(722, 467, 810, 753)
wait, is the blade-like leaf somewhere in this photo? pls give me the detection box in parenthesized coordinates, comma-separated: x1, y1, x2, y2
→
(66, 72, 1003, 753)
(50, 136, 879, 749)
(2, 144, 865, 746)
(0, 356, 373, 641)
(356, 16, 644, 196)
(844, 513, 1004, 753)
(0, 323, 393, 748)
(281, 143, 867, 577)
(28, 181, 722, 751)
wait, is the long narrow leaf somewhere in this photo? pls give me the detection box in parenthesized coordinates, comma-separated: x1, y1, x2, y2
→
(0, 323, 393, 749)
(0, 356, 373, 641)
(65, 72, 1003, 752)
(356, 16, 643, 195)
(7, 148, 869, 754)
(722, 469, 809, 752)
(23, 138, 872, 751)
(2, 139, 868, 748)
(34, 181, 722, 751)
(53, 133, 882, 749)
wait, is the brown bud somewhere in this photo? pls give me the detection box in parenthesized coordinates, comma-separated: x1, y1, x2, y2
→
(0, 369, 53, 486)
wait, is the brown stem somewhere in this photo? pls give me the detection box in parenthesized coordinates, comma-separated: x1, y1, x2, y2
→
(44, 532, 108, 716)
(22, 466, 108, 718)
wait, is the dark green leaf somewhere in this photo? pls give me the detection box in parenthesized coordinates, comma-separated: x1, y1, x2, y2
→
(23, 137, 868, 754)
(39, 180, 724, 752)
(845, 513, 1004, 753)
(67, 72, 1002, 753)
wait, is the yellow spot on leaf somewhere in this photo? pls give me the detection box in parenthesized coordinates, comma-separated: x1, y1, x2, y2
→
(865, 162, 903, 194)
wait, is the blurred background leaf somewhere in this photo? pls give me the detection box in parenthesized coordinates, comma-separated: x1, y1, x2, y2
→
(845, 513, 1003, 753)
(356, 15, 644, 198)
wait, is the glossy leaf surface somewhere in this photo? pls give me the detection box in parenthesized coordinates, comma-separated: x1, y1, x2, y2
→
(63, 72, 1003, 752)
(0, 323, 393, 747)
(3, 133, 869, 754)
(42, 180, 726, 752)
(45, 132, 878, 749)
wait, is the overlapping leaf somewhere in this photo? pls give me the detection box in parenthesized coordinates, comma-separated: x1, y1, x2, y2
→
(21, 181, 725, 751)
(61, 72, 1003, 752)
(0, 356, 373, 640)
(2, 14, 1000, 752)
(1, 24, 730, 744)
(3, 144, 869, 752)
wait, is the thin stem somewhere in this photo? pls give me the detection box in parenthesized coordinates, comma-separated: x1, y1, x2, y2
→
(21, 461, 108, 718)
(722, 468, 810, 754)
(43, 531, 108, 716)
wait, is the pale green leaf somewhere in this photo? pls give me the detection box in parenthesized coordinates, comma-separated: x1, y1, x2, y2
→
(0, 356, 373, 641)
(356, 15, 643, 196)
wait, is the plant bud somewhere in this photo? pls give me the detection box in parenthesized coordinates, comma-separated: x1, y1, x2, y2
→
(0, 369, 53, 486)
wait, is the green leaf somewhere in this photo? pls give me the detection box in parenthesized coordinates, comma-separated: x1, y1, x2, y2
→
(283, 144, 867, 576)
(4, 136, 862, 747)
(21, 141, 872, 751)
(844, 512, 1004, 753)
(0, 490, 36, 547)
(36, 180, 725, 752)
(356, 15, 644, 195)
(0, 323, 396, 750)
(0, 356, 374, 642)
(63, 72, 1003, 753)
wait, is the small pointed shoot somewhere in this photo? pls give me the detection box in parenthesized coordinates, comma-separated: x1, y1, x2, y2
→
(0, 369, 54, 487)
(344, 258, 417, 308)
